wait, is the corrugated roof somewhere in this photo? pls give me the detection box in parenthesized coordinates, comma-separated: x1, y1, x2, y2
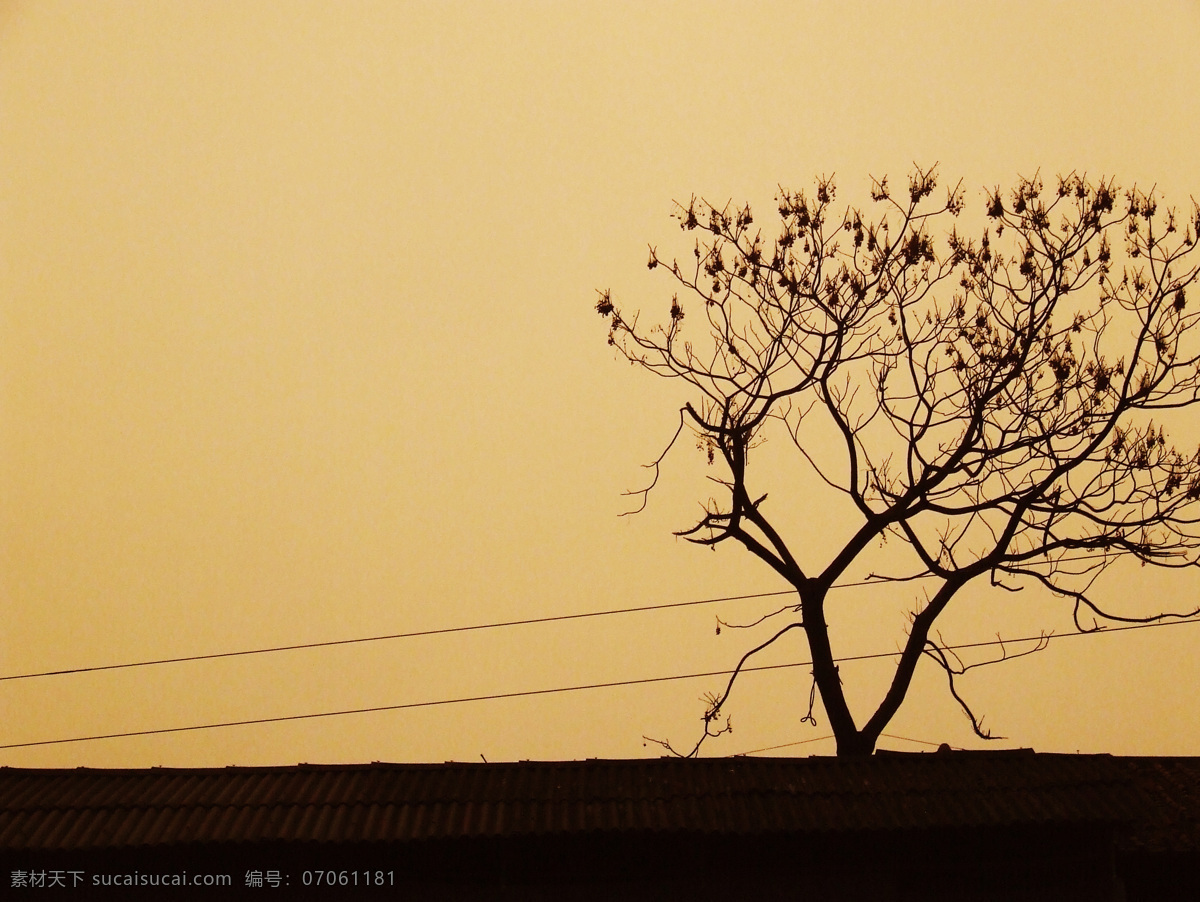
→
(2, 751, 1167, 852)
(1117, 757, 1200, 854)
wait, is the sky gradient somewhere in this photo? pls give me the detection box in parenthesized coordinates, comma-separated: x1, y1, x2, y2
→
(4, 1, 1200, 767)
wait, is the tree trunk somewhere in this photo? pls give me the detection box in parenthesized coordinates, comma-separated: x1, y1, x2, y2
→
(834, 729, 876, 757)
(803, 592, 875, 756)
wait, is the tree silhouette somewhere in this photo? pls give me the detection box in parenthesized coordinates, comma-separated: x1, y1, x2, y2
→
(597, 167, 1200, 757)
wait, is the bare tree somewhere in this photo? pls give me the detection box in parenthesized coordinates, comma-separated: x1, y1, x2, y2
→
(596, 167, 1200, 757)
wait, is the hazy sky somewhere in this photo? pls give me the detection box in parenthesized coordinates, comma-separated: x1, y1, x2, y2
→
(4, 1, 1200, 768)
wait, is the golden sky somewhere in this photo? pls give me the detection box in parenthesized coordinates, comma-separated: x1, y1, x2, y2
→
(4, 1, 1200, 767)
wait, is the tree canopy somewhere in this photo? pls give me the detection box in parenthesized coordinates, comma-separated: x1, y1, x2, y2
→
(597, 166, 1200, 756)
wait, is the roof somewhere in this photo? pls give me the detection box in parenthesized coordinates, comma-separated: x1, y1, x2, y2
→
(1119, 757, 1200, 854)
(2, 751, 1175, 852)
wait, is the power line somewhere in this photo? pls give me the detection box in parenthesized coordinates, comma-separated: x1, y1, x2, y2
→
(732, 735, 835, 755)
(873, 729, 955, 748)
(0, 589, 797, 682)
(877, 732, 952, 749)
(1, 554, 1134, 682)
(0, 660, 813, 750)
(732, 732, 949, 756)
(4, 616, 1197, 751)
